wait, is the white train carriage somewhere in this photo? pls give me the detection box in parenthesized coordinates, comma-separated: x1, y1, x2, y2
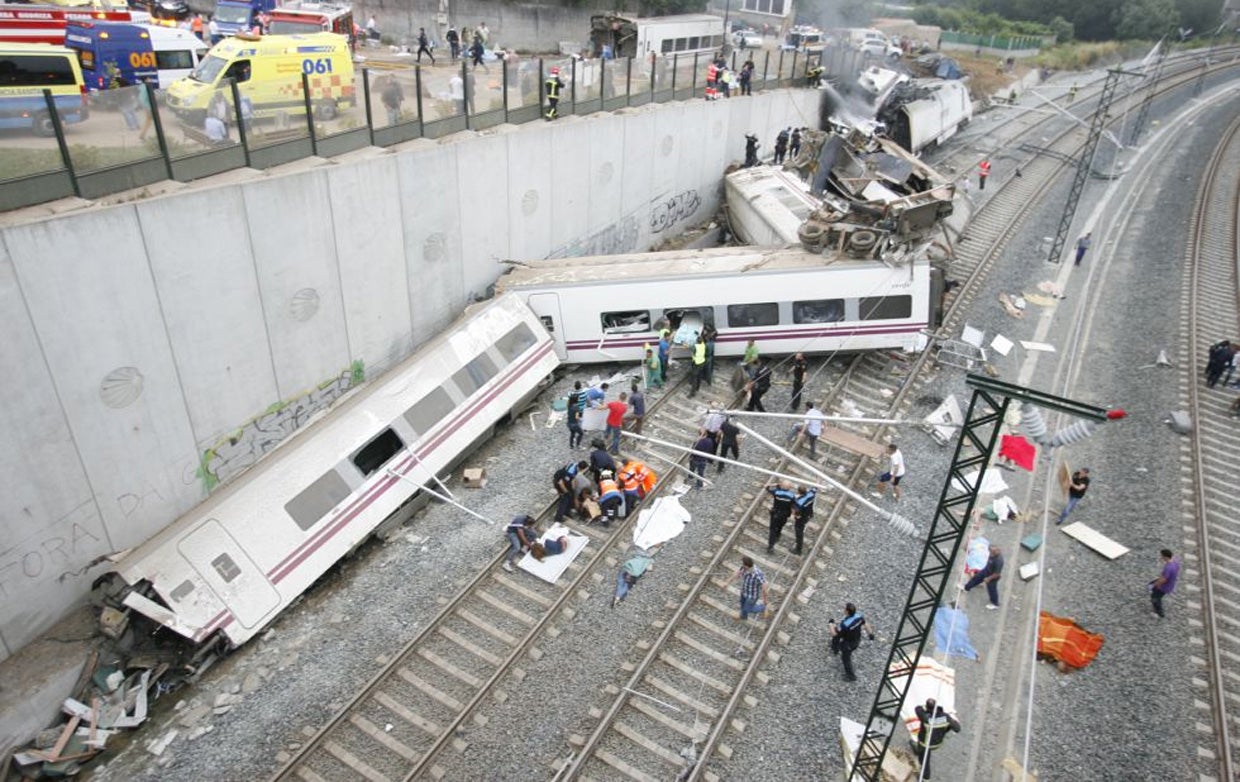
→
(495, 246, 935, 364)
(99, 294, 559, 649)
(724, 166, 818, 246)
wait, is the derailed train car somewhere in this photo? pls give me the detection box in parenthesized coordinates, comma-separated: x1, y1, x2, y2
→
(95, 294, 559, 651)
(496, 246, 936, 362)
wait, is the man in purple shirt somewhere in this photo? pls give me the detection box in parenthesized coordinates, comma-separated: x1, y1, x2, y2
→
(1150, 548, 1180, 618)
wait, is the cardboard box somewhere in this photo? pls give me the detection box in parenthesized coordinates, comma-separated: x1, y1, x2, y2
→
(462, 468, 487, 488)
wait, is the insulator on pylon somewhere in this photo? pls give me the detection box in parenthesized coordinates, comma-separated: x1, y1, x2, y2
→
(889, 512, 917, 538)
(1045, 419, 1097, 448)
(1020, 402, 1048, 443)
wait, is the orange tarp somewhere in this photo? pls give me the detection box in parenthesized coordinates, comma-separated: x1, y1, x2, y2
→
(1037, 611, 1104, 669)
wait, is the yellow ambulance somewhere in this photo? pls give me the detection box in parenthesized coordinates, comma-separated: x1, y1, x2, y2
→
(165, 32, 354, 124)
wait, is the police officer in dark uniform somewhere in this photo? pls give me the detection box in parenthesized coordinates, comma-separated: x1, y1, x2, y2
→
(829, 602, 874, 681)
(545, 66, 564, 119)
(792, 485, 815, 555)
(765, 480, 796, 552)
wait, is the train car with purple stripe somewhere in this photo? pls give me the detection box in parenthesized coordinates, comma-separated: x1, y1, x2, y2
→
(495, 246, 937, 363)
(95, 293, 559, 651)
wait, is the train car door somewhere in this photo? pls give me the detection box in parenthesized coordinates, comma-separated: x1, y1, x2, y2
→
(526, 293, 566, 359)
(178, 519, 281, 630)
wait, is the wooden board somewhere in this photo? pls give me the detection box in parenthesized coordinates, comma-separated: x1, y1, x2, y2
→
(1057, 461, 1072, 497)
(1060, 522, 1129, 560)
(819, 426, 887, 460)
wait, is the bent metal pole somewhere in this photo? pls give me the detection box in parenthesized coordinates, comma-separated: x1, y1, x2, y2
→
(732, 421, 914, 536)
(386, 467, 498, 525)
(709, 408, 963, 428)
(622, 431, 834, 491)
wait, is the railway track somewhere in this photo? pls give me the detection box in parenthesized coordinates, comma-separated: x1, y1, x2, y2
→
(269, 364, 768, 782)
(1179, 112, 1240, 781)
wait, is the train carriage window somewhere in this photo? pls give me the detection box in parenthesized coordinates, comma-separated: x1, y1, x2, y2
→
(859, 296, 913, 321)
(727, 302, 780, 327)
(602, 310, 651, 333)
(452, 353, 500, 395)
(403, 387, 455, 436)
(351, 428, 405, 477)
(211, 553, 242, 583)
(662, 39, 674, 53)
(661, 307, 715, 335)
(688, 36, 700, 50)
(793, 299, 846, 324)
(494, 322, 537, 362)
(285, 470, 352, 531)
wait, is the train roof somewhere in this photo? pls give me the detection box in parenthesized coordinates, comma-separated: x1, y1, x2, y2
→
(496, 246, 923, 291)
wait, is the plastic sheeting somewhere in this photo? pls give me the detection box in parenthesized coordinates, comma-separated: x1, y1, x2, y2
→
(1037, 611, 1104, 669)
(933, 605, 979, 660)
(631, 496, 691, 551)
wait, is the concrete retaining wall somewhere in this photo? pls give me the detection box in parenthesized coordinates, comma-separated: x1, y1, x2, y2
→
(0, 88, 822, 660)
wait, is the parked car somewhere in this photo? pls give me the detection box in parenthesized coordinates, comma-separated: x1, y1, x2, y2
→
(731, 29, 761, 48)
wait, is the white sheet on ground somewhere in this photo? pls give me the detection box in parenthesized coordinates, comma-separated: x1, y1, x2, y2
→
(952, 468, 1009, 495)
(631, 496, 692, 551)
(894, 657, 957, 737)
(518, 523, 589, 583)
(992, 495, 1019, 519)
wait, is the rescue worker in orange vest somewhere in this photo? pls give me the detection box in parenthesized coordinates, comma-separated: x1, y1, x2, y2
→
(597, 471, 624, 526)
(706, 60, 719, 100)
(618, 461, 645, 512)
(190, 13, 204, 40)
(545, 66, 564, 120)
(978, 158, 991, 191)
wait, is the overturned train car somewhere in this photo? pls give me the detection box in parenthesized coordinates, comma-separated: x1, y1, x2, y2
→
(95, 294, 559, 650)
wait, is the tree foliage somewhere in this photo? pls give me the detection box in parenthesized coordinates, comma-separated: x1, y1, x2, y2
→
(909, 0, 1219, 41)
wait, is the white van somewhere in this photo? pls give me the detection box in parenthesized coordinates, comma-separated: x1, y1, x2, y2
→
(846, 28, 901, 59)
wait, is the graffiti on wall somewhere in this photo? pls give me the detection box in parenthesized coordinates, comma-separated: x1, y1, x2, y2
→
(0, 500, 102, 601)
(650, 189, 701, 234)
(197, 360, 366, 491)
(548, 214, 641, 259)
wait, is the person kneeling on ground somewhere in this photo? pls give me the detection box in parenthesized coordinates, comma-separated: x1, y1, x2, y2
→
(503, 515, 537, 572)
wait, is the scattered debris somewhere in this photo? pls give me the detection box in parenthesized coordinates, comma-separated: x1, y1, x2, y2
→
(990, 334, 1014, 356)
(462, 468, 488, 488)
(1165, 410, 1193, 434)
(998, 292, 1025, 318)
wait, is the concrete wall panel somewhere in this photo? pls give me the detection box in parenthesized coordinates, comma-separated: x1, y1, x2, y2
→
(242, 173, 351, 399)
(548, 119, 591, 252)
(585, 113, 624, 237)
(0, 244, 107, 660)
(618, 107, 656, 236)
(506, 127, 553, 262)
(4, 211, 199, 549)
(453, 133, 511, 297)
(397, 144, 465, 340)
(138, 188, 278, 449)
(328, 156, 413, 375)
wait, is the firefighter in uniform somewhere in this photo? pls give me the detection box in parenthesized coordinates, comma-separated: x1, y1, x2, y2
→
(909, 698, 961, 780)
(545, 66, 565, 119)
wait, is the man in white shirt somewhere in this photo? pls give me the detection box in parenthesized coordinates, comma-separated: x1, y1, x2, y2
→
(803, 401, 825, 458)
(875, 443, 906, 500)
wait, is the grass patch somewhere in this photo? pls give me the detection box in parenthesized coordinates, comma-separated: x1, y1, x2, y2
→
(0, 142, 162, 182)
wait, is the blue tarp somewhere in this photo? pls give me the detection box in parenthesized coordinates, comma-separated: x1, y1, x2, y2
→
(934, 605, 979, 660)
(935, 58, 963, 80)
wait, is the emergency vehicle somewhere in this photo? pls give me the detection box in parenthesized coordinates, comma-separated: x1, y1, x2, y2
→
(0, 2, 141, 46)
(65, 21, 206, 89)
(266, 3, 354, 42)
(0, 41, 89, 135)
(165, 32, 355, 123)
